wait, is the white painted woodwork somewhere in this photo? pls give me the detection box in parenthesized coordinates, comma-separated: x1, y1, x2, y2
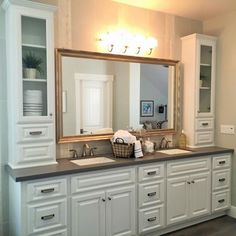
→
(27, 199, 67, 234)
(8, 155, 232, 236)
(181, 34, 217, 147)
(167, 157, 212, 225)
(212, 190, 230, 212)
(212, 170, 230, 191)
(138, 180, 164, 208)
(71, 191, 106, 236)
(138, 205, 165, 234)
(212, 154, 231, 170)
(189, 172, 211, 218)
(106, 185, 136, 236)
(75, 73, 113, 134)
(71, 168, 135, 193)
(167, 176, 189, 225)
(167, 157, 211, 177)
(26, 178, 67, 202)
(3, 0, 56, 168)
(138, 163, 164, 182)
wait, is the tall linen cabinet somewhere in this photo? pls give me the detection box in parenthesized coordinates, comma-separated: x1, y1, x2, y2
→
(2, 0, 57, 168)
(181, 34, 217, 147)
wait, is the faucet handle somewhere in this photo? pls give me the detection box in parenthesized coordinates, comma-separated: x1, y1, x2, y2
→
(69, 149, 79, 159)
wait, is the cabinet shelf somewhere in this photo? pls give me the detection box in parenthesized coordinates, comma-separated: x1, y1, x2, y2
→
(22, 43, 46, 49)
(200, 87, 211, 90)
(23, 78, 47, 83)
(200, 63, 211, 67)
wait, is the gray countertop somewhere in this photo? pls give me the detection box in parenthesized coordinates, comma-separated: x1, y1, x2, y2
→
(6, 146, 234, 182)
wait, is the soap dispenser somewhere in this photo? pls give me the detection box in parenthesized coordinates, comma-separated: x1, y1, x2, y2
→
(178, 130, 187, 149)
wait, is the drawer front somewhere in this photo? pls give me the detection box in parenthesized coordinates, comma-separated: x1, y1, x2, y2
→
(27, 178, 67, 202)
(167, 157, 211, 177)
(212, 190, 230, 212)
(71, 168, 135, 193)
(195, 131, 214, 145)
(138, 205, 164, 234)
(17, 124, 54, 143)
(27, 199, 67, 235)
(196, 118, 214, 131)
(17, 142, 54, 164)
(213, 154, 231, 170)
(138, 181, 164, 208)
(212, 170, 230, 191)
(138, 163, 164, 182)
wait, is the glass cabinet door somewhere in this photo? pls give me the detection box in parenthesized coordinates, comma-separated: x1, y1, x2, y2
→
(198, 45, 213, 114)
(21, 16, 48, 117)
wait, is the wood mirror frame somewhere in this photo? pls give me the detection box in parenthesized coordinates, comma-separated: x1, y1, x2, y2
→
(55, 48, 180, 143)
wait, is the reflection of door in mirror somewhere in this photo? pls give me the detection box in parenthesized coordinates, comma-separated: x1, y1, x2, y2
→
(74, 74, 113, 134)
(140, 64, 174, 130)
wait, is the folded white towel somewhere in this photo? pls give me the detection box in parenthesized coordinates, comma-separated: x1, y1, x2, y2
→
(134, 140, 143, 158)
(112, 130, 136, 144)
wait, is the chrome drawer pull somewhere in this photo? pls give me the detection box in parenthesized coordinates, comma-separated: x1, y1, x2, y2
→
(147, 192, 157, 197)
(219, 178, 226, 182)
(29, 131, 42, 135)
(219, 161, 226, 165)
(147, 217, 157, 222)
(147, 171, 157, 176)
(41, 214, 55, 220)
(218, 199, 225, 203)
(202, 123, 209, 126)
(41, 188, 55, 194)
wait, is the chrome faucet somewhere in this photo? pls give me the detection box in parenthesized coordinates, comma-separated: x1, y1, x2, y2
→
(159, 136, 171, 149)
(82, 144, 97, 157)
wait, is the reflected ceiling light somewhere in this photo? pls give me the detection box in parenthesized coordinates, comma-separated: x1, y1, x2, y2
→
(97, 30, 158, 55)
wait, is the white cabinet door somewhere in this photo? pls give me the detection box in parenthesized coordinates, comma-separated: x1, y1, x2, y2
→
(106, 185, 136, 236)
(189, 172, 211, 218)
(167, 176, 189, 225)
(71, 191, 106, 236)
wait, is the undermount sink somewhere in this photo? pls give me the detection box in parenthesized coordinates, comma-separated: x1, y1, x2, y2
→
(156, 149, 192, 155)
(70, 157, 116, 166)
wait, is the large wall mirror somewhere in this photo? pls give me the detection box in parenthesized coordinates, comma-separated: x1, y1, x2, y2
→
(55, 49, 180, 143)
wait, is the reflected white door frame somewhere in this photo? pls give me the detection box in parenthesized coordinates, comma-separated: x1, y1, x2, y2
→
(75, 73, 113, 134)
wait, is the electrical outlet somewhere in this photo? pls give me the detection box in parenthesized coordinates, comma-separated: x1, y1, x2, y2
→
(220, 125, 235, 134)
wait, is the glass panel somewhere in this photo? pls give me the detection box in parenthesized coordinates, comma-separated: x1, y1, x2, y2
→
(21, 16, 48, 117)
(199, 45, 212, 113)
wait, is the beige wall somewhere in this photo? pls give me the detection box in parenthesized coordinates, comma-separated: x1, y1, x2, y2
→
(203, 11, 236, 205)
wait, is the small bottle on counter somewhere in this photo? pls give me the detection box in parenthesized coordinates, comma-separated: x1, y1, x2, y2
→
(178, 130, 187, 149)
(143, 138, 154, 153)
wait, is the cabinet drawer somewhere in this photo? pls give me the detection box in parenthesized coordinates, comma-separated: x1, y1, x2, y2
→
(138, 205, 164, 234)
(212, 170, 230, 191)
(167, 157, 211, 177)
(27, 199, 67, 235)
(27, 178, 67, 202)
(212, 190, 230, 212)
(195, 131, 214, 145)
(17, 124, 54, 143)
(138, 180, 164, 208)
(138, 163, 164, 182)
(17, 142, 54, 164)
(213, 154, 231, 170)
(195, 118, 214, 130)
(71, 168, 135, 193)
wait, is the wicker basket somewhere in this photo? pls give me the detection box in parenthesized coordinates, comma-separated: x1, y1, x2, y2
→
(111, 138, 134, 158)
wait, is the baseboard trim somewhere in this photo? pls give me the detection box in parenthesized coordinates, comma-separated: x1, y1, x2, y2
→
(228, 205, 236, 218)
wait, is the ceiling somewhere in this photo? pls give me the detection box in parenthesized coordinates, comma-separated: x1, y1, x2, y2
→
(112, 0, 236, 21)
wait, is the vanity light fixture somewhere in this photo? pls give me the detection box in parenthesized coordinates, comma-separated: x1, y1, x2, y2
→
(97, 30, 158, 55)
